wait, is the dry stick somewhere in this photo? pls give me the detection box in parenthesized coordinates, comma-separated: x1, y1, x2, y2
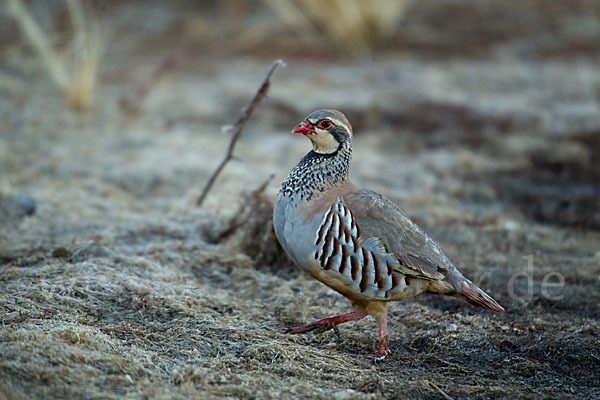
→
(212, 173, 276, 243)
(196, 59, 286, 206)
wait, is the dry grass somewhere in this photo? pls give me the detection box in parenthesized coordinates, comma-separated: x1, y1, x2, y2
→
(2, 1, 600, 398)
(6, 0, 104, 110)
(266, 0, 410, 53)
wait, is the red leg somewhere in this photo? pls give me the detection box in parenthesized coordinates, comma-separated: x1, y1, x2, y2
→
(369, 309, 390, 363)
(287, 310, 367, 334)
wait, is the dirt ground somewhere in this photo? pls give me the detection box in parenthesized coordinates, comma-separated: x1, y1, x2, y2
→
(1, 1, 599, 399)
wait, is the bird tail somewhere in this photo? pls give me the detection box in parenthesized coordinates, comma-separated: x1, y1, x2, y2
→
(429, 277, 504, 313)
(456, 279, 504, 313)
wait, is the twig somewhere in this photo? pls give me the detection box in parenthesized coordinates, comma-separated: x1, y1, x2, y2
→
(428, 381, 455, 400)
(246, 173, 276, 205)
(196, 59, 285, 206)
(210, 174, 275, 243)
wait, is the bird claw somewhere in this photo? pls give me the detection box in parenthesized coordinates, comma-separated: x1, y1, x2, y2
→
(332, 325, 341, 337)
(368, 349, 390, 364)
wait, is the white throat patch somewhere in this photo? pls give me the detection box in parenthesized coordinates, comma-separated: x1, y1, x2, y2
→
(310, 130, 340, 154)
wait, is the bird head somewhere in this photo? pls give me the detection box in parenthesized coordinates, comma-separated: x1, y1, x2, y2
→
(292, 109, 353, 154)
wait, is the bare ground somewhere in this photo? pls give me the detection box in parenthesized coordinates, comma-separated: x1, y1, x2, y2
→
(1, 1, 599, 399)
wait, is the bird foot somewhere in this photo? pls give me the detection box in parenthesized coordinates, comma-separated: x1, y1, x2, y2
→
(286, 311, 367, 335)
(368, 335, 390, 364)
(367, 349, 391, 364)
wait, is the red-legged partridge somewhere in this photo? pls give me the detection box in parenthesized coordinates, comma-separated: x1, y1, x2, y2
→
(273, 109, 504, 362)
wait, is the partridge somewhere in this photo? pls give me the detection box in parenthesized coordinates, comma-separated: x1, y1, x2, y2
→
(273, 109, 504, 362)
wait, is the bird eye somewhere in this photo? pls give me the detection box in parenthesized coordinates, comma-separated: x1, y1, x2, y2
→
(317, 120, 332, 129)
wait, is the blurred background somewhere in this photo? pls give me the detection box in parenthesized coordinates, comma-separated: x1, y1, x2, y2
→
(1, 1, 599, 398)
(1, 0, 598, 227)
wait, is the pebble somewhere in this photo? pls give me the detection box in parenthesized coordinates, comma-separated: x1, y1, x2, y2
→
(0, 195, 36, 219)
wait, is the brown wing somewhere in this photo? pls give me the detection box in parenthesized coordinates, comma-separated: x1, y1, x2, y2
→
(342, 189, 457, 281)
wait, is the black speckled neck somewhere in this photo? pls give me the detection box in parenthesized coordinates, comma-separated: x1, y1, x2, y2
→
(279, 142, 352, 202)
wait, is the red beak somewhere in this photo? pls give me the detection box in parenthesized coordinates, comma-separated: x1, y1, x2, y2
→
(292, 121, 315, 134)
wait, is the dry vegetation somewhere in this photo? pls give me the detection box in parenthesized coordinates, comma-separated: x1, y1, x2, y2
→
(6, 0, 103, 110)
(266, 0, 410, 53)
(1, 1, 600, 399)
